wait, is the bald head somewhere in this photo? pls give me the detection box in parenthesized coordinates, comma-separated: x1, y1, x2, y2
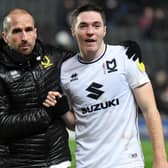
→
(3, 9, 35, 32)
(2, 8, 37, 55)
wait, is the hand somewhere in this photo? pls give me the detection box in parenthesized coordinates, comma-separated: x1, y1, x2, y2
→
(43, 91, 62, 107)
(121, 40, 142, 62)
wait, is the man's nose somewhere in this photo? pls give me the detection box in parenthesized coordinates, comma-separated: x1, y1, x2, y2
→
(21, 31, 28, 40)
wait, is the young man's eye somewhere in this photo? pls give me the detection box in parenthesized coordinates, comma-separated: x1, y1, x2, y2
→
(79, 24, 87, 28)
(94, 24, 101, 28)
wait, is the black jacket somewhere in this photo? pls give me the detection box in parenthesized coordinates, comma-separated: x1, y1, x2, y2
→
(0, 39, 74, 168)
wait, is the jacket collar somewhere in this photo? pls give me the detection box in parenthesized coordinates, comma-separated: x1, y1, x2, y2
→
(0, 39, 43, 69)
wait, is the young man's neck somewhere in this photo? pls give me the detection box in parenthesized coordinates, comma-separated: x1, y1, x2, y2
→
(79, 43, 106, 62)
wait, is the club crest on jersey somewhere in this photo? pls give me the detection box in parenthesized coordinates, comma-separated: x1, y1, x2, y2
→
(40, 55, 53, 68)
(137, 61, 145, 72)
(103, 59, 118, 74)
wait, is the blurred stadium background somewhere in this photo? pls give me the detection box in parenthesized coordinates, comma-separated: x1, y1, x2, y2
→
(1, 0, 168, 167)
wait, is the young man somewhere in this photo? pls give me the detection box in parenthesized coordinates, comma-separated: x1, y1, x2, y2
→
(58, 3, 167, 168)
(0, 8, 74, 168)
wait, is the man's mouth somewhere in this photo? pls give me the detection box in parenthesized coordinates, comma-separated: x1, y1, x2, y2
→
(85, 39, 96, 42)
(20, 44, 30, 49)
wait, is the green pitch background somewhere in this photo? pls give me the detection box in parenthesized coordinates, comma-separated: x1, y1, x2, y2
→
(69, 139, 168, 168)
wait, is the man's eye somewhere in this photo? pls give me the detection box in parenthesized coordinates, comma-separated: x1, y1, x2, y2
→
(25, 27, 34, 32)
(12, 29, 21, 34)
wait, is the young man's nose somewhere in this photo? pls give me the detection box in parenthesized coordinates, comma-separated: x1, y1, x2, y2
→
(86, 26, 94, 34)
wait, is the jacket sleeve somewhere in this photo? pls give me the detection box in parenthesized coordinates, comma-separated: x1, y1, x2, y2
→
(0, 81, 51, 139)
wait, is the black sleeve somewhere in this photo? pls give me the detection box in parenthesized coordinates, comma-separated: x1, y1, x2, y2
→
(42, 45, 73, 118)
(0, 81, 51, 139)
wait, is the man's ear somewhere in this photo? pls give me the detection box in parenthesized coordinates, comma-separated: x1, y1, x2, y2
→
(34, 27, 37, 39)
(2, 32, 8, 43)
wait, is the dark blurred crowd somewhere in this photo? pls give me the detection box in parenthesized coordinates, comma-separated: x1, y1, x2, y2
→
(138, 6, 168, 40)
(55, 0, 168, 45)
(149, 69, 168, 116)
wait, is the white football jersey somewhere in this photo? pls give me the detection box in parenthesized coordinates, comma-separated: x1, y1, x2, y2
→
(61, 44, 150, 168)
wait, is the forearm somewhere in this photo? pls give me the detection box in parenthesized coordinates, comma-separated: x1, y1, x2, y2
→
(143, 109, 167, 164)
(62, 111, 75, 131)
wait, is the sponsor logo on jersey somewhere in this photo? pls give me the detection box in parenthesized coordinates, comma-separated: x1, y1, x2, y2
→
(70, 73, 78, 82)
(80, 98, 119, 114)
(40, 55, 53, 68)
(86, 82, 104, 99)
(82, 82, 119, 114)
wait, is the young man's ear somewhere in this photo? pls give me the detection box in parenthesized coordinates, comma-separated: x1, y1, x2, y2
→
(103, 26, 107, 38)
(71, 27, 75, 38)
